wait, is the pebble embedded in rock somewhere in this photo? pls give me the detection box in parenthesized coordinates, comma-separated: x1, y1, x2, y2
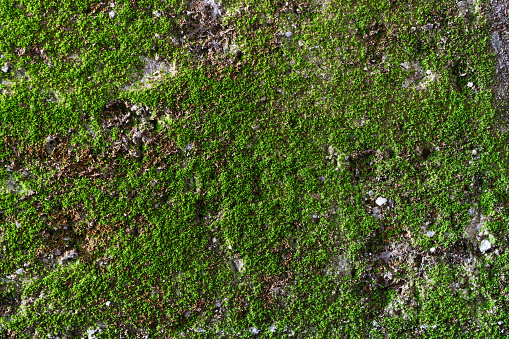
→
(480, 239, 492, 253)
(375, 197, 387, 206)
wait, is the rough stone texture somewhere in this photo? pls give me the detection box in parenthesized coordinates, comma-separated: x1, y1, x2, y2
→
(488, 0, 509, 106)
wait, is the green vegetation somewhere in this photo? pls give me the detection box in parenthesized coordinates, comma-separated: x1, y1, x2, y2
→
(0, 0, 508, 337)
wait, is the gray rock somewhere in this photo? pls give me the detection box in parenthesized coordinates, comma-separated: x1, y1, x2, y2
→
(285, 31, 293, 38)
(15, 268, 24, 275)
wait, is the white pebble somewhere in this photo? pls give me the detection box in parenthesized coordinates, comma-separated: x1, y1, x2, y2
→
(467, 82, 473, 88)
(109, 10, 116, 18)
(472, 149, 477, 155)
(249, 327, 259, 334)
(285, 31, 293, 38)
(480, 239, 492, 253)
(212, 237, 217, 243)
(1, 65, 8, 73)
(375, 197, 387, 206)
(368, 190, 374, 197)
(106, 301, 111, 306)
(426, 231, 435, 237)
(426, 70, 432, 75)
(430, 247, 436, 253)
(15, 268, 24, 275)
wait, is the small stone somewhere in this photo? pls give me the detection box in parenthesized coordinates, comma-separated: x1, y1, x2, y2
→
(215, 301, 222, 307)
(54, 249, 61, 256)
(109, 10, 116, 18)
(469, 208, 475, 216)
(1, 65, 8, 73)
(472, 149, 477, 155)
(426, 231, 435, 237)
(105, 301, 111, 306)
(426, 69, 432, 75)
(249, 327, 259, 335)
(269, 325, 277, 332)
(212, 237, 217, 243)
(285, 31, 293, 38)
(368, 190, 374, 197)
(153, 11, 161, 17)
(467, 82, 473, 88)
(480, 239, 492, 253)
(375, 197, 387, 206)
(298, 40, 304, 47)
(430, 247, 436, 253)
(15, 268, 24, 275)
(373, 207, 380, 214)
